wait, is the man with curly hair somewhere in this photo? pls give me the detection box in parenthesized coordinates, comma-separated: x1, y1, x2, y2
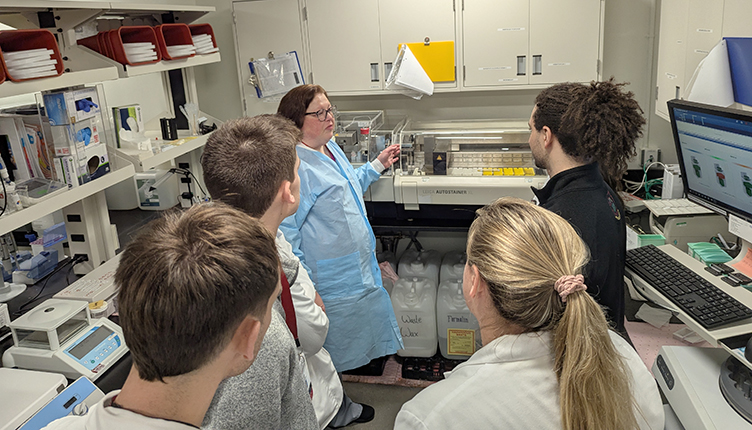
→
(527, 79, 646, 332)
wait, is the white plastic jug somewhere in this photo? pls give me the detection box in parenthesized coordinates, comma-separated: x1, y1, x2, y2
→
(440, 250, 467, 283)
(398, 249, 441, 288)
(436, 279, 481, 360)
(391, 277, 438, 357)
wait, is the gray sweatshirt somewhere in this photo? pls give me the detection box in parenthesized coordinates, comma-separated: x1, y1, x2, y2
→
(202, 302, 317, 430)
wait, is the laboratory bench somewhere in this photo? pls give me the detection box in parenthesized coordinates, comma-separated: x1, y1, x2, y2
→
(0, 207, 167, 395)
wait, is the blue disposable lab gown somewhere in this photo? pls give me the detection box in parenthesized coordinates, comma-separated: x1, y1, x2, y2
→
(280, 140, 403, 372)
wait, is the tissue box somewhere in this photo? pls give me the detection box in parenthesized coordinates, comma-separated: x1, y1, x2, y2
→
(43, 87, 101, 125)
(113, 104, 143, 148)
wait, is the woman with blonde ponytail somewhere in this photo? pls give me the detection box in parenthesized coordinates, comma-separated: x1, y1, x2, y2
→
(394, 197, 663, 430)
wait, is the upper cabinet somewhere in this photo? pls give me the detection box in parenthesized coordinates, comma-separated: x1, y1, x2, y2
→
(233, 0, 308, 115)
(233, 0, 604, 98)
(307, 0, 383, 93)
(654, 0, 723, 120)
(377, 0, 457, 91)
(462, 0, 529, 87)
(306, 0, 457, 94)
(654, 0, 752, 120)
(462, 0, 603, 89)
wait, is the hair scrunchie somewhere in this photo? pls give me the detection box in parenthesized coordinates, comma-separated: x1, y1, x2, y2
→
(554, 274, 587, 302)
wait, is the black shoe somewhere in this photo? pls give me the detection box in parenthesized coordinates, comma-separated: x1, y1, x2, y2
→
(354, 404, 375, 423)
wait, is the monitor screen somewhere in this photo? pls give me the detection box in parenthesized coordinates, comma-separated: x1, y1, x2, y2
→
(667, 99, 752, 222)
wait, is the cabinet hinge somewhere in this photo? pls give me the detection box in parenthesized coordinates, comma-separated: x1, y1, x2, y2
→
(232, 11, 237, 25)
(310, 72, 314, 83)
(597, 59, 601, 75)
(462, 65, 465, 82)
(302, 6, 307, 21)
(656, 87, 659, 100)
(453, 0, 455, 12)
(243, 98, 247, 114)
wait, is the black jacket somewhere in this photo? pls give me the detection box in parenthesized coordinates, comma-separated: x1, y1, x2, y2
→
(532, 163, 626, 331)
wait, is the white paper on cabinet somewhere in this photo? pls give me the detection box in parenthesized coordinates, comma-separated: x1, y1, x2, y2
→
(685, 39, 735, 108)
(385, 45, 434, 100)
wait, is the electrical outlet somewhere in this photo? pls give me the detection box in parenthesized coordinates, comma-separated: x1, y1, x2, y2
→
(641, 148, 660, 168)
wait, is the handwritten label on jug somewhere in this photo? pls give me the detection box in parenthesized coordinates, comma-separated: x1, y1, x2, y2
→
(448, 329, 475, 356)
(401, 314, 423, 337)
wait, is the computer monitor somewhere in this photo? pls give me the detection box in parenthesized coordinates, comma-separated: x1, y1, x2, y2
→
(667, 99, 752, 223)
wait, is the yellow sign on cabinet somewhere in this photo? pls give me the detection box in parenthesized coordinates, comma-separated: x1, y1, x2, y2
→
(398, 41, 455, 82)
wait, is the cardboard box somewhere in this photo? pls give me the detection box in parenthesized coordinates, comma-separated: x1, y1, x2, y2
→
(113, 104, 143, 148)
(43, 87, 101, 126)
(54, 155, 81, 188)
(53, 117, 101, 158)
(83, 143, 110, 180)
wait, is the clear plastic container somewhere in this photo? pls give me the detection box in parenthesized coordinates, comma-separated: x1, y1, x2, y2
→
(391, 277, 437, 358)
(440, 250, 467, 283)
(398, 249, 441, 288)
(436, 279, 481, 360)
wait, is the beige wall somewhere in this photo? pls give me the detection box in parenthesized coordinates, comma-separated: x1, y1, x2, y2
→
(194, 0, 676, 165)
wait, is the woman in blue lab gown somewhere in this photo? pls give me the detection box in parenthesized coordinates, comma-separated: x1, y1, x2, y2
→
(278, 84, 403, 372)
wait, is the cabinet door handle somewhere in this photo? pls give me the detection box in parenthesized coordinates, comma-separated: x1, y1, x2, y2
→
(370, 63, 379, 82)
(533, 55, 542, 75)
(517, 56, 526, 76)
(384, 62, 393, 79)
(675, 86, 681, 99)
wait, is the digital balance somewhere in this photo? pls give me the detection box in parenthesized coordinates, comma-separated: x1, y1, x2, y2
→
(2, 298, 128, 380)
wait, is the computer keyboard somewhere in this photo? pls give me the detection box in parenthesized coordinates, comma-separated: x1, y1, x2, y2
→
(643, 198, 714, 217)
(626, 245, 752, 329)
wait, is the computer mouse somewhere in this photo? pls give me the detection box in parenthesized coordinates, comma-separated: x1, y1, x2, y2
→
(745, 336, 752, 363)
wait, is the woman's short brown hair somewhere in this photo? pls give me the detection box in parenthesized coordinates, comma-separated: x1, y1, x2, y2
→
(115, 203, 279, 382)
(277, 84, 329, 128)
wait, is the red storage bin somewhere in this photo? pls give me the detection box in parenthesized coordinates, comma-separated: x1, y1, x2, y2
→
(108, 26, 161, 66)
(0, 29, 63, 82)
(155, 23, 195, 60)
(188, 23, 217, 53)
(77, 34, 101, 54)
(97, 32, 110, 58)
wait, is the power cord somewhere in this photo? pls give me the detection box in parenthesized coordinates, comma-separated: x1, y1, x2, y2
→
(168, 167, 209, 203)
(628, 161, 667, 198)
(14, 254, 88, 316)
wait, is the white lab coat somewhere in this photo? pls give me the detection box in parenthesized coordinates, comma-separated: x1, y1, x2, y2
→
(278, 230, 343, 429)
(41, 391, 193, 430)
(394, 330, 665, 430)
